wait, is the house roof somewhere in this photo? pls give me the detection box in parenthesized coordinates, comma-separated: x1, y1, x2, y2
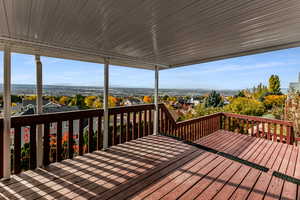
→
(1, 1, 300, 70)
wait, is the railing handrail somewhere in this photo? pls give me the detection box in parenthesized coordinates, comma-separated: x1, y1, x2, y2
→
(159, 103, 293, 127)
(176, 112, 223, 125)
(0, 104, 159, 127)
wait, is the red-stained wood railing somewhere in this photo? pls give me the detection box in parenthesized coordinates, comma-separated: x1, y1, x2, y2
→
(9, 108, 104, 174)
(0, 103, 296, 179)
(221, 113, 294, 144)
(108, 104, 155, 146)
(159, 104, 295, 145)
(159, 104, 222, 142)
(0, 104, 157, 178)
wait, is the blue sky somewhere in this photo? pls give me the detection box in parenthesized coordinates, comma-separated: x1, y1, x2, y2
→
(0, 47, 299, 90)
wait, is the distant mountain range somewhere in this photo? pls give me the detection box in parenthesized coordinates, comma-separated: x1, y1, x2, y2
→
(0, 84, 288, 97)
(0, 84, 239, 97)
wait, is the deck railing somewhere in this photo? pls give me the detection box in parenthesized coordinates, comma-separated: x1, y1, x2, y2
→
(159, 105, 222, 141)
(159, 105, 295, 145)
(0, 104, 155, 177)
(221, 113, 294, 144)
(0, 103, 296, 178)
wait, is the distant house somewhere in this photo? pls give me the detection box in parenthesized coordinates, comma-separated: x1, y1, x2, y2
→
(123, 98, 142, 106)
(15, 101, 79, 116)
(189, 97, 200, 106)
(289, 72, 300, 92)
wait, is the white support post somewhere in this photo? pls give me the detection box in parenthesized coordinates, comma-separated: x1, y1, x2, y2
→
(35, 55, 43, 167)
(103, 58, 109, 149)
(154, 66, 159, 135)
(3, 46, 11, 179)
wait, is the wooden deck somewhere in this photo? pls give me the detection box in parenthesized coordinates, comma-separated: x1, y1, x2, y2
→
(0, 131, 299, 200)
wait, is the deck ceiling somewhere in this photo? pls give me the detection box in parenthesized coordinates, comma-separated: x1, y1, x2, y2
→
(1, 0, 300, 70)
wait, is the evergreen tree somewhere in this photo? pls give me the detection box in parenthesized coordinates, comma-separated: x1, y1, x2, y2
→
(204, 91, 223, 108)
(269, 75, 281, 94)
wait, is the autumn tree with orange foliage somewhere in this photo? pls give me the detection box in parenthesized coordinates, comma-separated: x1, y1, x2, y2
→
(143, 96, 152, 103)
(108, 96, 118, 107)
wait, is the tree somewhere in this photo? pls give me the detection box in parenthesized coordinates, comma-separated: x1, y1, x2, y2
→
(84, 96, 97, 108)
(93, 98, 102, 108)
(24, 95, 36, 101)
(225, 97, 265, 116)
(194, 103, 224, 117)
(252, 83, 269, 99)
(204, 91, 223, 108)
(69, 94, 86, 108)
(269, 75, 281, 94)
(234, 90, 245, 98)
(11, 95, 22, 103)
(263, 95, 286, 109)
(143, 96, 152, 103)
(108, 96, 118, 107)
(59, 96, 70, 105)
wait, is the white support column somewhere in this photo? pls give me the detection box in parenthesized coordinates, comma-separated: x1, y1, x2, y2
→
(103, 58, 109, 149)
(153, 66, 159, 135)
(35, 55, 43, 167)
(3, 46, 11, 179)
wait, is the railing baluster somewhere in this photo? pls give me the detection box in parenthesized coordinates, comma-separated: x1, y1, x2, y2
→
(164, 112, 168, 134)
(133, 112, 137, 139)
(14, 126, 21, 174)
(68, 120, 74, 159)
(148, 110, 152, 135)
(30, 124, 37, 169)
(267, 123, 271, 140)
(79, 118, 84, 156)
(88, 117, 94, 153)
(205, 119, 208, 136)
(280, 124, 283, 143)
(273, 123, 277, 142)
(262, 122, 265, 139)
(160, 108, 163, 133)
(97, 116, 102, 150)
(144, 110, 147, 136)
(286, 126, 291, 144)
(120, 113, 124, 143)
(126, 112, 130, 141)
(195, 120, 198, 140)
(56, 121, 62, 162)
(113, 114, 117, 145)
(189, 122, 192, 141)
(138, 111, 142, 138)
(251, 121, 254, 136)
(255, 121, 259, 137)
(43, 123, 50, 166)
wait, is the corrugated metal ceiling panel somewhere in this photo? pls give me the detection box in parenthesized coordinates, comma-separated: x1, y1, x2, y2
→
(1, 0, 300, 69)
